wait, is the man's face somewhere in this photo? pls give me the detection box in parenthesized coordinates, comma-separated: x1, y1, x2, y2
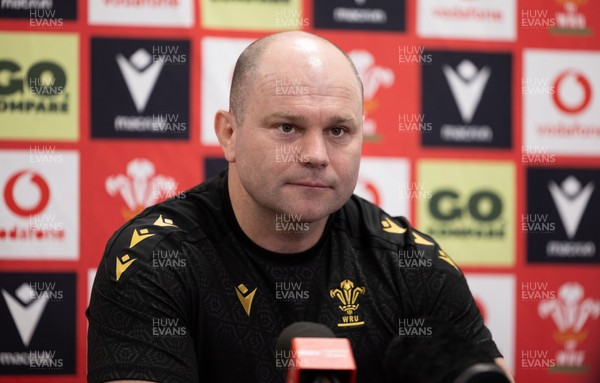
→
(232, 42, 363, 224)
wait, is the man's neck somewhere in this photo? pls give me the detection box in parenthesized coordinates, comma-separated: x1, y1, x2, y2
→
(227, 170, 328, 254)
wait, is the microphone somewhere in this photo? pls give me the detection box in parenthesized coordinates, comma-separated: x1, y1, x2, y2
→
(383, 317, 510, 383)
(276, 322, 357, 383)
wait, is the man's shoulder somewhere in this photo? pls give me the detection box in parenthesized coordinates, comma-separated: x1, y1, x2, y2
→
(338, 194, 462, 274)
(337, 194, 413, 246)
(108, 173, 221, 243)
(101, 173, 226, 282)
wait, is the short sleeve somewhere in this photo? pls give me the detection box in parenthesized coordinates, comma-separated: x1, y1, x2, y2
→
(87, 217, 200, 383)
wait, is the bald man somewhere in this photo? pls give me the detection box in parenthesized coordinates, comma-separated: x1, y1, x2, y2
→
(87, 32, 513, 383)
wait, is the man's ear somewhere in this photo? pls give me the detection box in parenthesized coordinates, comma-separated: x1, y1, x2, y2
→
(214, 110, 237, 163)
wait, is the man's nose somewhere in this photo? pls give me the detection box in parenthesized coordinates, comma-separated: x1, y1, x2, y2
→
(301, 130, 330, 168)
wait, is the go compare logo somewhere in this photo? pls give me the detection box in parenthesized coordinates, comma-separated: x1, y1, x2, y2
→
(430, 190, 502, 221)
(427, 189, 506, 238)
(0, 32, 78, 141)
(417, 160, 515, 267)
(0, 60, 68, 112)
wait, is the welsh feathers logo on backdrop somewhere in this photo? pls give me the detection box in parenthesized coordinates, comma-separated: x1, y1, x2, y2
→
(551, 0, 593, 35)
(105, 158, 179, 220)
(538, 282, 600, 372)
(348, 50, 394, 141)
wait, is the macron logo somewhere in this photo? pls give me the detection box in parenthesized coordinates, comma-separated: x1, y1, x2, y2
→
(1, 283, 49, 347)
(234, 283, 257, 317)
(442, 60, 491, 124)
(116, 48, 164, 113)
(548, 176, 594, 239)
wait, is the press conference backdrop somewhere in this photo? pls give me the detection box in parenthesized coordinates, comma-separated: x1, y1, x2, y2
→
(0, 0, 599, 382)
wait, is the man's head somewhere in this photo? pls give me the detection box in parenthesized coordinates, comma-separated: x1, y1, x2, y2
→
(229, 32, 363, 125)
(215, 31, 364, 227)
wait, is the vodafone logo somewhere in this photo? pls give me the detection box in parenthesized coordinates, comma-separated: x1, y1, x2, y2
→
(89, 0, 193, 27)
(355, 158, 410, 217)
(4, 171, 50, 217)
(0, 150, 78, 259)
(355, 179, 381, 207)
(523, 50, 600, 156)
(552, 70, 592, 114)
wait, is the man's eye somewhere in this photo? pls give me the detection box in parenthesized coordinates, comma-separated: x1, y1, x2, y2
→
(330, 127, 345, 136)
(278, 124, 295, 133)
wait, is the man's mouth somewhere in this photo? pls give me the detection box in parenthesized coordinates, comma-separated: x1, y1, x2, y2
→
(288, 181, 331, 189)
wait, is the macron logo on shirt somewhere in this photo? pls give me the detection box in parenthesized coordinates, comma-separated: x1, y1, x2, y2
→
(235, 283, 257, 317)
